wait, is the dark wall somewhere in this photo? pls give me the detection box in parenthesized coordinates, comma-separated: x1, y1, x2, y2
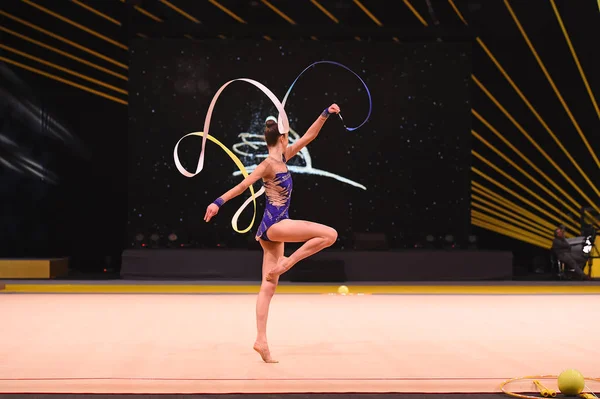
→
(127, 40, 472, 250)
(0, 63, 127, 271)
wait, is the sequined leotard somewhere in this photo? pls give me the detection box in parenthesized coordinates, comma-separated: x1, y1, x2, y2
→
(255, 155, 293, 242)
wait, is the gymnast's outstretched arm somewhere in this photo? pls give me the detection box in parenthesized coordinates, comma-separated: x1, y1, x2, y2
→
(204, 161, 269, 222)
(285, 103, 340, 161)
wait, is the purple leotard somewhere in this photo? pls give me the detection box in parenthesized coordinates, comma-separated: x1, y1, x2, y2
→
(255, 155, 293, 242)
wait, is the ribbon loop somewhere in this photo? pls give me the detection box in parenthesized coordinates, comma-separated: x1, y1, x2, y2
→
(281, 61, 372, 131)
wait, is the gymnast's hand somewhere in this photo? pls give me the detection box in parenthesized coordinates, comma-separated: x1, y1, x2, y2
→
(204, 203, 219, 222)
(328, 103, 341, 114)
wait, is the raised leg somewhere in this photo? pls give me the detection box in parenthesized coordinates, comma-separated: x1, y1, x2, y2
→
(265, 219, 337, 280)
(254, 239, 284, 363)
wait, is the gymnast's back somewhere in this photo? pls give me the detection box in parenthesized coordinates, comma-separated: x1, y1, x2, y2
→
(261, 155, 292, 206)
(254, 155, 293, 241)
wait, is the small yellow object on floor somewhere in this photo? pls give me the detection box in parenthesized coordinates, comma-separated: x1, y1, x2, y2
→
(337, 285, 349, 294)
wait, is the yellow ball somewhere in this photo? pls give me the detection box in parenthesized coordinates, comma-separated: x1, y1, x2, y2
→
(558, 369, 585, 396)
(337, 285, 349, 294)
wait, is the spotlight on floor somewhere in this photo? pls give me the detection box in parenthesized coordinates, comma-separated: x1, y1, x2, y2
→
(468, 235, 478, 249)
(444, 234, 455, 249)
(134, 233, 145, 248)
(425, 234, 435, 248)
(150, 233, 160, 248)
(168, 233, 179, 248)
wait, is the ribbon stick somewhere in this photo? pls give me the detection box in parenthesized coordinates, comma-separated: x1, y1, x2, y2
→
(173, 61, 372, 234)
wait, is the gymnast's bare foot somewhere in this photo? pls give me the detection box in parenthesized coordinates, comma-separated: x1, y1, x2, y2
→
(253, 341, 278, 363)
(266, 256, 289, 282)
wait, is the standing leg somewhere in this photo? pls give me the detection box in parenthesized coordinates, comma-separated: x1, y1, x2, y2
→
(254, 239, 283, 363)
(265, 219, 337, 281)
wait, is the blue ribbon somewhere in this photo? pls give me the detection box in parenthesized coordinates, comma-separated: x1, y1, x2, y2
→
(280, 61, 372, 132)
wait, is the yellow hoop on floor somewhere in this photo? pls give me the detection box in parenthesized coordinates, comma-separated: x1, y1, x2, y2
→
(500, 375, 600, 399)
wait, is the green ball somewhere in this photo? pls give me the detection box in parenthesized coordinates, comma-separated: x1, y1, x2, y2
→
(557, 369, 585, 396)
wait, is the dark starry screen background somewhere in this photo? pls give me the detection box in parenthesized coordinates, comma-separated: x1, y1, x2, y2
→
(128, 40, 471, 248)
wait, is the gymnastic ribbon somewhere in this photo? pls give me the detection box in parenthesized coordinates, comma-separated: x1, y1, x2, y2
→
(280, 61, 372, 132)
(173, 61, 372, 234)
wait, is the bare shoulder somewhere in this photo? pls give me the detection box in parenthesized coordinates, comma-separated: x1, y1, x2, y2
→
(255, 158, 274, 179)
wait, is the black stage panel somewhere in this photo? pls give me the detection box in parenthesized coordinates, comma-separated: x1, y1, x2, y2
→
(120, 249, 513, 281)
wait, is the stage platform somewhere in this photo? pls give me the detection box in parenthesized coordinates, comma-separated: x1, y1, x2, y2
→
(2, 279, 600, 294)
(0, 395, 534, 399)
(120, 249, 514, 281)
(1, 280, 599, 396)
(0, 396, 538, 399)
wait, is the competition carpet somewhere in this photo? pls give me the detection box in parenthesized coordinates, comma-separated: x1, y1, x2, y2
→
(1, 281, 599, 396)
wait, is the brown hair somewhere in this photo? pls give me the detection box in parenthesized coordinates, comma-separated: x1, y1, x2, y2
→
(264, 119, 281, 147)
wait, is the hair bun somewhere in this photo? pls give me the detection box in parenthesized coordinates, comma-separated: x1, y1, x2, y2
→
(265, 119, 277, 128)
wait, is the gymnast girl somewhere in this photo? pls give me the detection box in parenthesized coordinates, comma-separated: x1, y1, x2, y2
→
(204, 103, 341, 363)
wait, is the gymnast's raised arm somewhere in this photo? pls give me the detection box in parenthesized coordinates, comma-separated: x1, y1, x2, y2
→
(284, 103, 340, 161)
(204, 161, 269, 222)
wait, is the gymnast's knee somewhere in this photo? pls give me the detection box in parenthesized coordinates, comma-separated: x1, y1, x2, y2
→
(323, 227, 338, 247)
(262, 279, 278, 294)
